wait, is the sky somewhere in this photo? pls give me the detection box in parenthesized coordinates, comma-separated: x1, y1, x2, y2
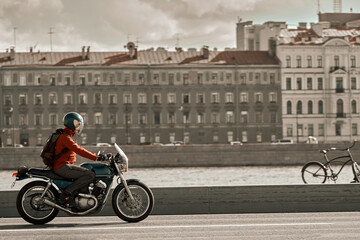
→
(0, 0, 360, 52)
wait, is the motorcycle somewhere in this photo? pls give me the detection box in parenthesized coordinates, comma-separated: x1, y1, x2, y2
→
(12, 143, 154, 225)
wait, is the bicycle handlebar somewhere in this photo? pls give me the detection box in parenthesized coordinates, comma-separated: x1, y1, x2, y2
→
(320, 141, 356, 153)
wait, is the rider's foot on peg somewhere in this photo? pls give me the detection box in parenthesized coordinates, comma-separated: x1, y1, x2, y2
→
(59, 191, 75, 208)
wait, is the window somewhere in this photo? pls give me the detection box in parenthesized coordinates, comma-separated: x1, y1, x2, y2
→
(168, 73, 174, 85)
(211, 93, 219, 103)
(297, 124, 303, 136)
(286, 125, 293, 137)
(255, 93, 263, 103)
(64, 93, 72, 104)
(139, 73, 145, 85)
(270, 73, 275, 85)
(317, 77, 323, 90)
(20, 75, 26, 86)
(19, 114, 27, 126)
(226, 111, 234, 123)
(296, 55, 301, 68)
(297, 101, 302, 114)
(124, 73, 130, 85)
(317, 56, 322, 68)
(95, 112, 103, 124)
(109, 94, 117, 104)
(352, 123, 358, 136)
(286, 78, 291, 90)
(351, 77, 357, 90)
(153, 74, 159, 85)
(308, 124, 314, 136)
(286, 56, 291, 68)
(197, 112, 205, 124)
(81, 113, 88, 125)
(242, 131, 248, 143)
(19, 94, 27, 105)
(240, 111, 248, 123)
(307, 78, 312, 90)
(80, 74, 86, 86)
(49, 113, 57, 125)
(352, 100, 357, 114)
(195, 73, 203, 85)
(94, 93, 102, 104)
(49, 93, 57, 104)
(211, 112, 219, 124)
(240, 73, 246, 84)
(65, 76, 71, 86)
(79, 93, 87, 104)
(50, 75, 56, 86)
(308, 101, 313, 114)
(256, 132, 262, 142)
(168, 93, 176, 104)
(270, 111, 277, 123)
(227, 131, 234, 143)
(153, 94, 161, 104)
(307, 56, 312, 68)
(226, 73, 232, 84)
(124, 113, 132, 125)
(34, 94, 41, 105)
(183, 112, 190, 124)
(5, 95, 12, 105)
(269, 92, 277, 103)
(296, 78, 302, 90)
(240, 92, 248, 103)
(183, 93, 190, 104)
(287, 101, 292, 114)
(255, 112, 263, 123)
(168, 112, 175, 124)
(334, 55, 340, 67)
(139, 113, 147, 124)
(351, 56, 356, 68)
(124, 93, 132, 104)
(4, 75, 11, 86)
(337, 99, 344, 116)
(138, 93, 146, 104)
(154, 112, 161, 124)
(225, 93, 233, 103)
(197, 93, 204, 104)
(318, 100, 324, 114)
(35, 114, 42, 126)
(319, 124, 324, 136)
(183, 73, 189, 85)
(336, 123, 341, 136)
(211, 73, 218, 84)
(109, 113, 117, 125)
(336, 77, 343, 91)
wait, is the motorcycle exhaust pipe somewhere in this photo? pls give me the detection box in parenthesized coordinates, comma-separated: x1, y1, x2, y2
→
(43, 198, 98, 216)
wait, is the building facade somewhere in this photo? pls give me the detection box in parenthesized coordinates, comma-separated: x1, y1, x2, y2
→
(0, 46, 282, 146)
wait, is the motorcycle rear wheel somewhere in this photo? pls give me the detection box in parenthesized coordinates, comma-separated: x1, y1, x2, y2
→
(16, 181, 59, 225)
(112, 181, 154, 222)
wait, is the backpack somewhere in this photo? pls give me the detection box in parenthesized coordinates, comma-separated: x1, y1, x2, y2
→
(40, 129, 69, 167)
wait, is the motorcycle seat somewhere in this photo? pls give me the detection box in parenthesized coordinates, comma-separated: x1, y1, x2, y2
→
(28, 168, 68, 180)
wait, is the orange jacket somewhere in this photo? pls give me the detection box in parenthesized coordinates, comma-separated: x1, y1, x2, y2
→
(53, 128, 97, 171)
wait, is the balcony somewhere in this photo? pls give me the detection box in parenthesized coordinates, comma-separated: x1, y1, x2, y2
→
(335, 88, 345, 93)
(336, 113, 346, 118)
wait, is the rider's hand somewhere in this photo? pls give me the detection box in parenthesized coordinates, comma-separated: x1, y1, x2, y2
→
(97, 153, 106, 161)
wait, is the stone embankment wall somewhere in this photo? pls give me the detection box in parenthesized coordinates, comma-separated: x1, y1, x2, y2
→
(1, 143, 359, 170)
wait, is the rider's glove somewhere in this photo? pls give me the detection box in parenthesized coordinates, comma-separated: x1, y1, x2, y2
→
(97, 154, 106, 161)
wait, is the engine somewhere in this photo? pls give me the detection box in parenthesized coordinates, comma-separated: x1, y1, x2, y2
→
(75, 195, 96, 210)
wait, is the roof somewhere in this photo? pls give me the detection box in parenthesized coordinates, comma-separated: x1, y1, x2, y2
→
(0, 50, 280, 67)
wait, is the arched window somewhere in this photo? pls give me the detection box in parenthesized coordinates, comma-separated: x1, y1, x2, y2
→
(297, 101, 302, 114)
(352, 100, 357, 114)
(318, 100, 323, 114)
(308, 101, 313, 114)
(337, 99, 344, 117)
(287, 101, 292, 114)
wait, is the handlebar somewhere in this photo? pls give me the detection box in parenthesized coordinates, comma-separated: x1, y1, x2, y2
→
(320, 141, 357, 153)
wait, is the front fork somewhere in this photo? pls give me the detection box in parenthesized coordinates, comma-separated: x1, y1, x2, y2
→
(118, 173, 135, 201)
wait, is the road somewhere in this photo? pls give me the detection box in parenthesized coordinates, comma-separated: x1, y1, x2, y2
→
(0, 212, 359, 239)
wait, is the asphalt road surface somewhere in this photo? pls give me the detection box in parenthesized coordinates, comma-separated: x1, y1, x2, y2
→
(0, 212, 360, 239)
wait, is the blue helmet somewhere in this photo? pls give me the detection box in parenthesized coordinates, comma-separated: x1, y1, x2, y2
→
(63, 112, 84, 134)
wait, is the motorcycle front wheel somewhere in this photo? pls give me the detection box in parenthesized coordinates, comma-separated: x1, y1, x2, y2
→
(16, 181, 59, 225)
(112, 181, 154, 222)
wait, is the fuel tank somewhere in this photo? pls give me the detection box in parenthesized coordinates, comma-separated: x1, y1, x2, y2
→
(80, 162, 114, 177)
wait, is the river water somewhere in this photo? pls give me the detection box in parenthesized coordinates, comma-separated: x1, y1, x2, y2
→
(1, 165, 356, 190)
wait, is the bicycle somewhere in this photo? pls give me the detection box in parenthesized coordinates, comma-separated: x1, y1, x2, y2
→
(301, 141, 360, 184)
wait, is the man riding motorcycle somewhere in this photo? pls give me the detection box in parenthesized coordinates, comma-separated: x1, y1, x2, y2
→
(53, 112, 104, 207)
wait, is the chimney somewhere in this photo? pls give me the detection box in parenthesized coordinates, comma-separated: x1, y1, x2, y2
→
(86, 46, 90, 59)
(81, 46, 86, 60)
(298, 22, 307, 30)
(10, 47, 15, 60)
(311, 23, 323, 37)
(201, 46, 209, 59)
(268, 38, 276, 57)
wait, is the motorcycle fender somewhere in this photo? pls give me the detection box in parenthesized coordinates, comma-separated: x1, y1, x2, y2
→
(114, 179, 140, 191)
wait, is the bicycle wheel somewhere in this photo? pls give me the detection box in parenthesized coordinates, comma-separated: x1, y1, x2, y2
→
(352, 162, 360, 182)
(301, 161, 327, 184)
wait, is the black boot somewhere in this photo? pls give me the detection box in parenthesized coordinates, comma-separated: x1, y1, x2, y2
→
(59, 191, 75, 208)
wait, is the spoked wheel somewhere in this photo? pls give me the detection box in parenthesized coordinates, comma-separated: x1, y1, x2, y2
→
(352, 162, 360, 183)
(301, 161, 327, 184)
(16, 181, 59, 225)
(112, 181, 154, 222)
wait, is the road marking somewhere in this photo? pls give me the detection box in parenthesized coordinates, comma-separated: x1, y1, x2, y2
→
(0, 222, 331, 232)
